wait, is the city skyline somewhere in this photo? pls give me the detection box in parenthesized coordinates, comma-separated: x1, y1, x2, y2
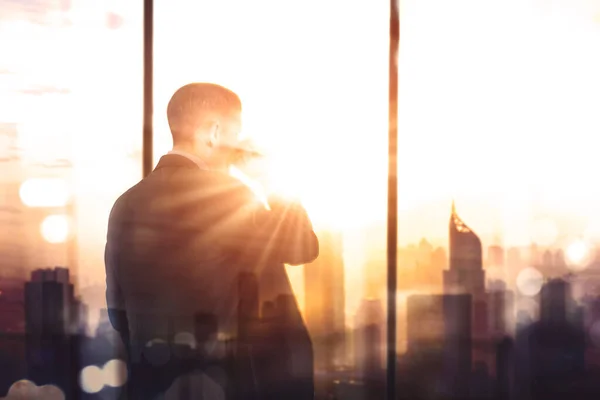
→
(3, 1, 600, 397)
(1, 0, 600, 298)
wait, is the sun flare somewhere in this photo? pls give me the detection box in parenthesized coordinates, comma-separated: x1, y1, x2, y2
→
(40, 214, 70, 244)
(566, 240, 589, 268)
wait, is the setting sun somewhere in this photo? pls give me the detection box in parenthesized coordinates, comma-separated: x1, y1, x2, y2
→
(40, 214, 70, 244)
(566, 240, 589, 269)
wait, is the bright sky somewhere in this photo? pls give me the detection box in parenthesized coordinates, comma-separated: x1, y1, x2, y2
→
(1, 0, 600, 313)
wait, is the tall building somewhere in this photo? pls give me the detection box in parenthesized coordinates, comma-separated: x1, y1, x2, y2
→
(506, 247, 522, 269)
(406, 295, 446, 355)
(487, 286, 515, 339)
(353, 298, 384, 378)
(25, 267, 83, 335)
(304, 230, 345, 371)
(417, 238, 433, 266)
(431, 246, 447, 270)
(539, 278, 579, 326)
(444, 202, 487, 338)
(24, 267, 83, 398)
(554, 249, 566, 268)
(529, 243, 541, 267)
(406, 294, 472, 399)
(524, 279, 586, 397)
(487, 245, 505, 268)
(444, 202, 485, 295)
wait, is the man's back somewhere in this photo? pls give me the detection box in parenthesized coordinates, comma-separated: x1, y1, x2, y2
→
(106, 154, 317, 399)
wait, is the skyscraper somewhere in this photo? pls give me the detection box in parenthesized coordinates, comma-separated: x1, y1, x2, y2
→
(25, 267, 82, 398)
(539, 278, 578, 326)
(353, 298, 384, 378)
(487, 245, 505, 268)
(444, 202, 485, 296)
(304, 230, 345, 370)
(507, 247, 522, 269)
(406, 294, 472, 399)
(444, 202, 487, 338)
(525, 279, 586, 397)
(487, 285, 515, 338)
(25, 267, 82, 335)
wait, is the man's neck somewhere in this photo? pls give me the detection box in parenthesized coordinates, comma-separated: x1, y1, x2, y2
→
(169, 147, 208, 169)
(169, 146, 228, 172)
(171, 144, 198, 156)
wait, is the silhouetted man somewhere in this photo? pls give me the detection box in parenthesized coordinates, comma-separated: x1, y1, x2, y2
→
(105, 83, 319, 399)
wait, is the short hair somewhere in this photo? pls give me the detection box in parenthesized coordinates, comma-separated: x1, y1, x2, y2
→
(167, 83, 242, 144)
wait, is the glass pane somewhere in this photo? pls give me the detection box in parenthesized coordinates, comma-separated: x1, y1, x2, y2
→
(154, 0, 389, 398)
(0, 1, 142, 397)
(398, 0, 600, 398)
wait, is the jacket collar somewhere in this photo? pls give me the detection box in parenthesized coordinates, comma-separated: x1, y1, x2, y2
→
(154, 153, 203, 171)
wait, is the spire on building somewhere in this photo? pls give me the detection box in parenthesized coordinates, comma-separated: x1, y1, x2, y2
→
(445, 202, 485, 295)
(450, 201, 472, 234)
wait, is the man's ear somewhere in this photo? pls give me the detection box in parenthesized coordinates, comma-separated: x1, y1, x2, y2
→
(208, 122, 221, 147)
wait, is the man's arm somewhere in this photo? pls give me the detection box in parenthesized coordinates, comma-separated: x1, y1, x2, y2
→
(219, 186, 319, 265)
(105, 203, 129, 337)
(264, 196, 319, 265)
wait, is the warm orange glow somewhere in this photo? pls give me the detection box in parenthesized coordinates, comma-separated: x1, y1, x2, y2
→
(566, 240, 589, 270)
(40, 214, 70, 244)
(79, 365, 104, 394)
(5, 380, 65, 400)
(102, 359, 128, 388)
(2, 0, 600, 321)
(516, 267, 544, 297)
(228, 165, 270, 209)
(530, 217, 559, 247)
(19, 178, 71, 208)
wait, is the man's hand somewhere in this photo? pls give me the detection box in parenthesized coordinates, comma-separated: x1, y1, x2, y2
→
(265, 195, 318, 265)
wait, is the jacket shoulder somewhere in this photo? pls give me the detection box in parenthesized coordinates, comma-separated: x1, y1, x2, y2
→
(107, 182, 141, 233)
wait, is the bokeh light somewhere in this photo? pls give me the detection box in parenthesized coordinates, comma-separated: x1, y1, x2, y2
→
(174, 331, 196, 349)
(79, 365, 104, 394)
(19, 178, 71, 208)
(40, 214, 70, 243)
(38, 385, 65, 400)
(102, 359, 128, 388)
(530, 217, 559, 247)
(516, 267, 544, 297)
(6, 380, 38, 398)
(3, 380, 65, 400)
(566, 239, 590, 271)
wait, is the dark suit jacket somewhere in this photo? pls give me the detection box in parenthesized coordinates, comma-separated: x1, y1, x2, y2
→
(105, 154, 319, 399)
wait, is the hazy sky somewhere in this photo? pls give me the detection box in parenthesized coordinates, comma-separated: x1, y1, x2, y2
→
(1, 0, 600, 301)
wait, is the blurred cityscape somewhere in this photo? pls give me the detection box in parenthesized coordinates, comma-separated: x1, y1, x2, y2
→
(5, 172, 600, 399)
(3, 0, 600, 399)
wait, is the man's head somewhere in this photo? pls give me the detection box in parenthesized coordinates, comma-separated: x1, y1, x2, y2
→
(167, 83, 243, 170)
